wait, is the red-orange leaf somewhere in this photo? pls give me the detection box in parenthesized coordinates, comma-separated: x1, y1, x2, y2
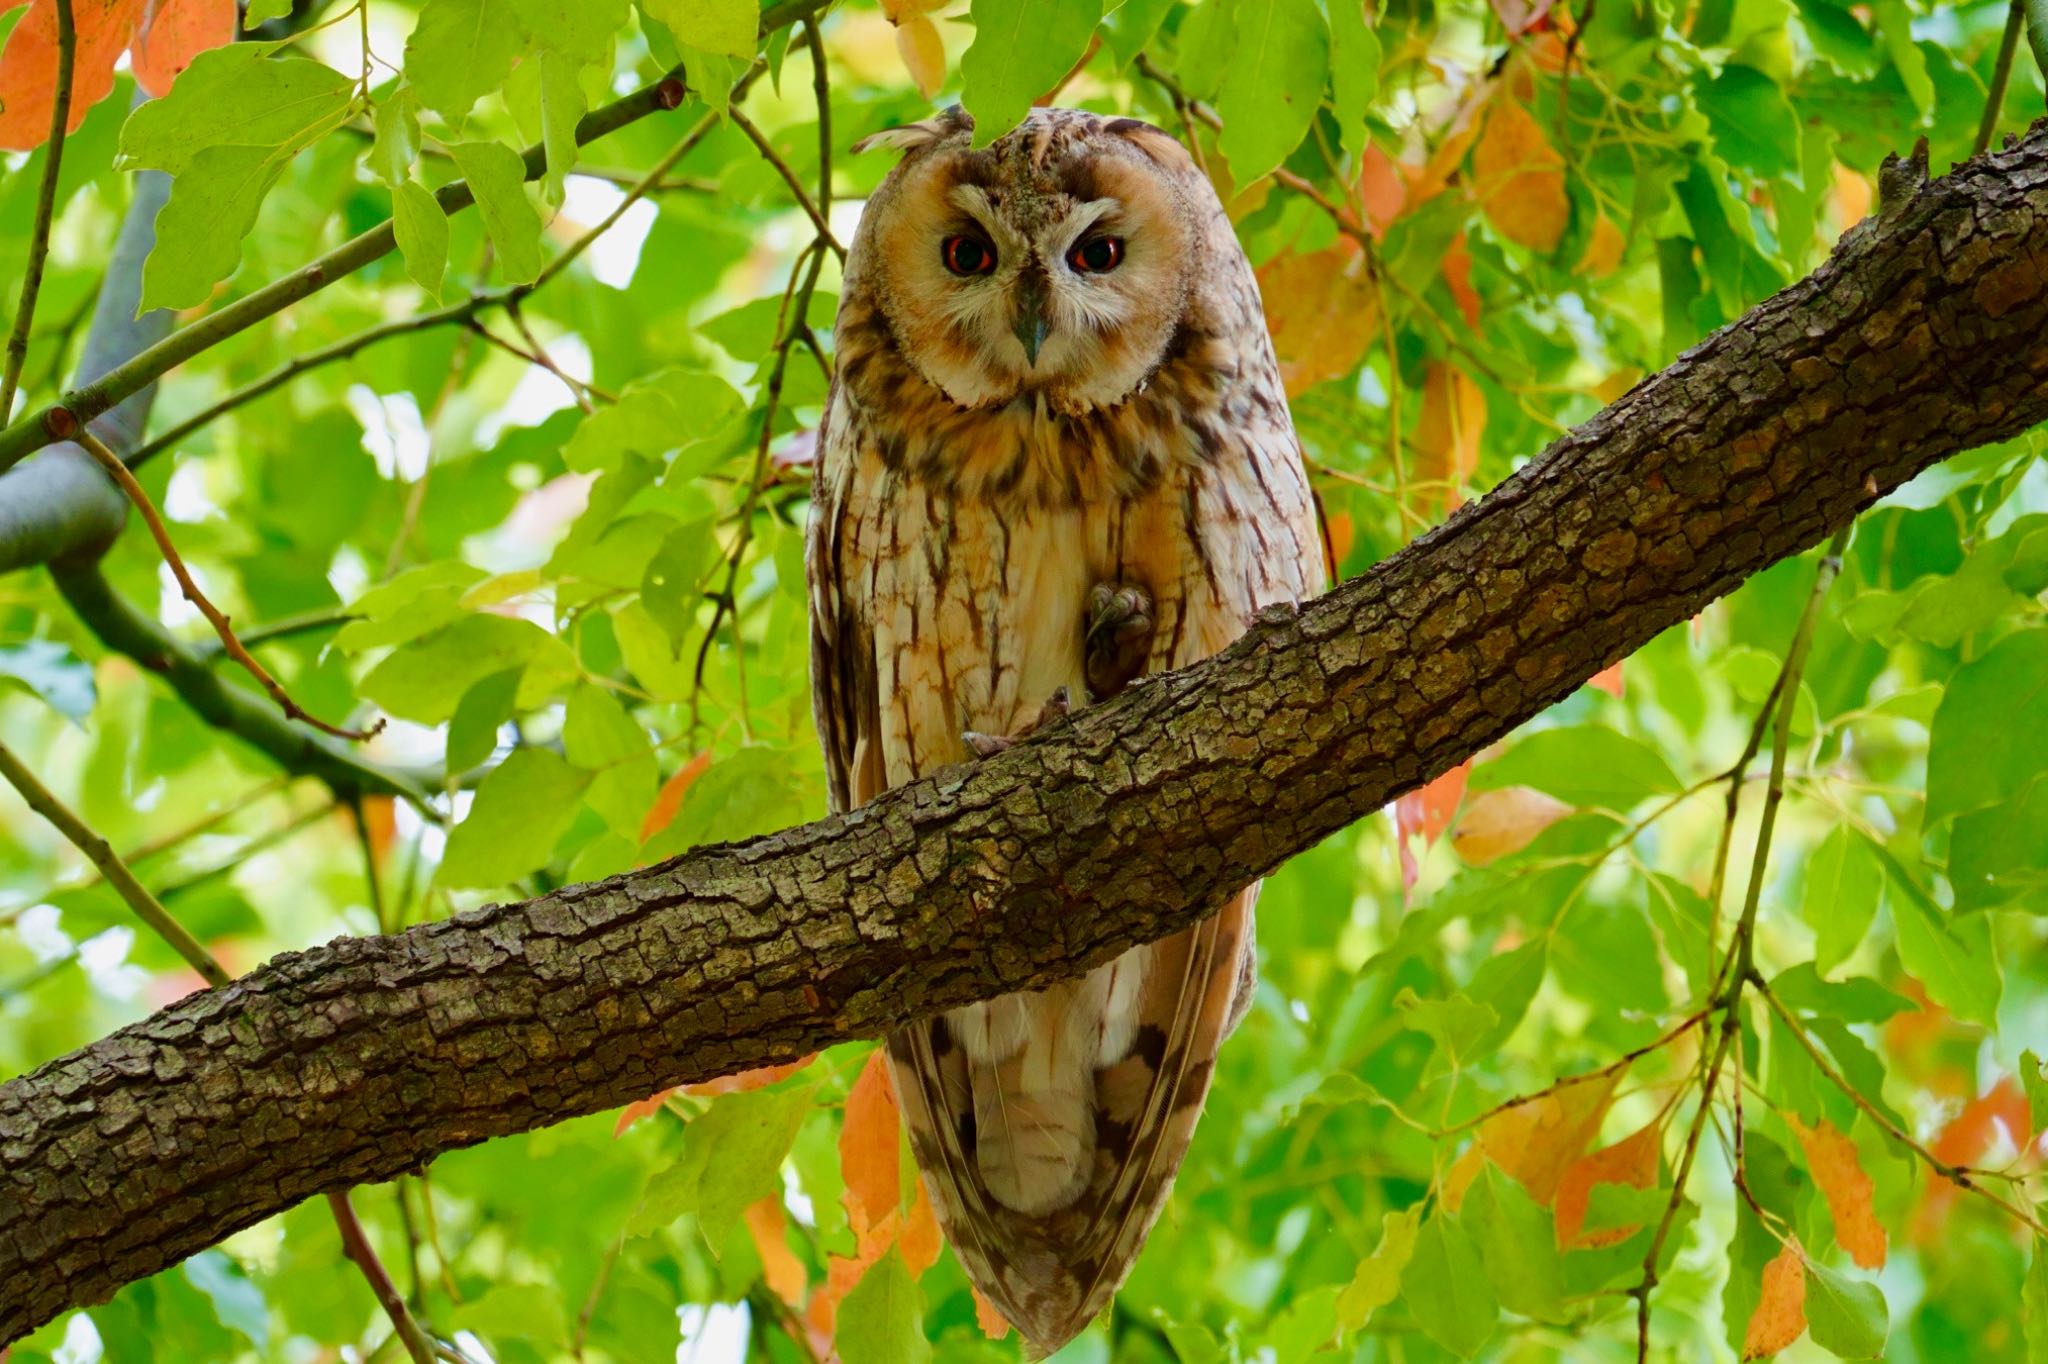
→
(1741, 1240, 1807, 1359)
(1471, 95, 1568, 253)
(682, 1056, 815, 1098)
(1396, 761, 1469, 890)
(1553, 1120, 1661, 1248)
(1444, 1070, 1620, 1210)
(1788, 1116, 1887, 1270)
(1258, 242, 1380, 397)
(840, 1049, 902, 1239)
(612, 1088, 676, 1137)
(0, 0, 145, 150)
(901, 1175, 941, 1277)
(745, 1195, 808, 1308)
(973, 1286, 1012, 1339)
(1587, 661, 1625, 697)
(129, 0, 231, 96)
(640, 749, 712, 843)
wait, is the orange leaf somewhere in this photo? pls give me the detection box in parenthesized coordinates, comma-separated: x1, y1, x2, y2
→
(0, 0, 146, 150)
(612, 1088, 676, 1137)
(1324, 509, 1355, 569)
(640, 749, 712, 843)
(807, 1209, 899, 1338)
(1257, 242, 1380, 397)
(1741, 1240, 1807, 1360)
(1471, 96, 1568, 253)
(1354, 143, 1407, 235)
(682, 1055, 815, 1098)
(900, 1176, 941, 1277)
(1397, 762, 1468, 850)
(840, 1049, 902, 1238)
(973, 1286, 1012, 1339)
(1588, 661, 1625, 697)
(1829, 163, 1872, 236)
(130, 0, 232, 97)
(1446, 1070, 1620, 1209)
(1442, 234, 1480, 328)
(1451, 786, 1571, 866)
(892, 14, 945, 98)
(1577, 214, 1627, 277)
(745, 1195, 809, 1308)
(1553, 1120, 1661, 1248)
(1787, 1116, 1886, 1270)
(1412, 362, 1485, 516)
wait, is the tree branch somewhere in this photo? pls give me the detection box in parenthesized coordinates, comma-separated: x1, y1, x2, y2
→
(3, 117, 2048, 1351)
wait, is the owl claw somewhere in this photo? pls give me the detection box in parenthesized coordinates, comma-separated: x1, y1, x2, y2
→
(961, 688, 1072, 760)
(1086, 582, 1155, 701)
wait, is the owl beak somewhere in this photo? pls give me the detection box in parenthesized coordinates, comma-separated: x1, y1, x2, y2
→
(1012, 271, 1052, 366)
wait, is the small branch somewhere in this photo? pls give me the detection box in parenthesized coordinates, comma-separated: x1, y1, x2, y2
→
(0, 739, 230, 988)
(195, 605, 361, 657)
(69, 427, 384, 742)
(328, 1190, 437, 1364)
(1978, 0, 2028, 157)
(0, 0, 77, 421)
(728, 107, 845, 259)
(1758, 986, 2048, 1238)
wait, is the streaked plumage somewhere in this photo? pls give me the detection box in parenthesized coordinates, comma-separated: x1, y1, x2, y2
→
(807, 105, 1325, 1353)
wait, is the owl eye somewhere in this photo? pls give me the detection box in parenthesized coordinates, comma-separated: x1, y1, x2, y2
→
(942, 235, 997, 276)
(1066, 236, 1124, 274)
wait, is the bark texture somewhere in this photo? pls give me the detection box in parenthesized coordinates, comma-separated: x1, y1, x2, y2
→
(5, 129, 2048, 1345)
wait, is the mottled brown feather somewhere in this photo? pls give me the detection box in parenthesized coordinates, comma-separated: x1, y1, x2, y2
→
(808, 107, 1323, 1354)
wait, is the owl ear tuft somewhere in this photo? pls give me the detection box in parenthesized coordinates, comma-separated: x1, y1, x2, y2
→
(852, 106, 972, 156)
(1103, 117, 1196, 174)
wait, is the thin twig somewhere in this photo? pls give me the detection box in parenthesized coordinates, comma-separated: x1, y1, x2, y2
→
(0, 0, 76, 420)
(329, 1191, 438, 1364)
(195, 605, 362, 657)
(350, 797, 389, 934)
(728, 107, 845, 259)
(1975, 0, 2027, 157)
(0, 739, 229, 988)
(69, 427, 385, 741)
(1758, 985, 2048, 1238)
(1429, 1008, 1710, 1139)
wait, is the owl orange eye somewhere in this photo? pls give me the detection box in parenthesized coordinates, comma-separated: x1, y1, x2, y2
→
(943, 235, 997, 275)
(1067, 236, 1123, 273)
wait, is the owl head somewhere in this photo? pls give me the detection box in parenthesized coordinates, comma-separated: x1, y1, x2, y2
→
(846, 107, 1210, 415)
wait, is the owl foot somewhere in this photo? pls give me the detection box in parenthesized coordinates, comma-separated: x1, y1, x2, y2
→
(963, 688, 1071, 759)
(1086, 582, 1155, 701)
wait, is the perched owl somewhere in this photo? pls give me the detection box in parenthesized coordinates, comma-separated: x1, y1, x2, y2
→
(807, 106, 1326, 1353)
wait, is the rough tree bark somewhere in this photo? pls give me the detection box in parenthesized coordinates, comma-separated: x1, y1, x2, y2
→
(3, 129, 2047, 1345)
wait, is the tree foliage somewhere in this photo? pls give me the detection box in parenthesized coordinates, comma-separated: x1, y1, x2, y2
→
(0, 0, 2046, 1360)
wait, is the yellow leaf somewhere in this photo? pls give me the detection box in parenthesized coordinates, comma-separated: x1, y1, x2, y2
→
(1471, 97, 1567, 253)
(1257, 244, 1380, 396)
(1742, 1240, 1808, 1359)
(1451, 787, 1572, 866)
(1456, 1071, 1621, 1209)
(1789, 1116, 1888, 1270)
(892, 14, 946, 98)
(1578, 214, 1626, 277)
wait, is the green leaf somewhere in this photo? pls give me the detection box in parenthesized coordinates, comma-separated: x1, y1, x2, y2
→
(1926, 630, 2048, 826)
(1463, 1165, 1567, 1322)
(535, 51, 586, 207)
(1336, 1206, 1420, 1330)
(140, 146, 289, 311)
(448, 141, 546, 284)
(1552, 892, 1669, 1014)
(1395, 987, 1496, 1061)
(181, 1252, 267, 1352)
(836, 1248, 930, 1364)
(646, 1083, 815, 1246)
(1693, 64, 1800, 177)
(361, 614, 573, 723)
(446, 668, 522, 773)
(1400, 1211, 1498, 1358)
(1801, 826, 1884, 977)
(564, 367, 744, 472)
(1950, 777, 2048, 915)
(640, 0, 759, 58)
(1464, 938, 1546, 1053)
(403, 0, 529, 120)
(0, 640, 96, 724)
(1873, 0, 1932, 118)
(563, 684, 658, 839)
(1890, 895, 2000, 1027)
(243, 0, 294, 25)
(451, 1280, 568, 1344)
(512, 0, 630, 66)
(1215, 0, 1329, 183)
(1805, 1262, 1888, 1358)
(2029, 1244, 2048, 1364)
(1469, 725, 1681, 810)
(391, 181, 449, 301)
(370, 86, 422, 186)
(2023, 1051, 2048, 1139)
(1768, 963, 1912, 1024)
(1325, 0, 1379, 169)
(119, 45, 355, 176)
(698, 290, 838, 360)
(439, 748, 592, 887)
(959, 0, 1103, 148)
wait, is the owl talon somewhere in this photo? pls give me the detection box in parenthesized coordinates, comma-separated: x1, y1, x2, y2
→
(961, 688, 1072, 760)
(1086, 582, 1155, 701)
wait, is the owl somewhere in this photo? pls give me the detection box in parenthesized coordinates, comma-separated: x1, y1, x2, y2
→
(807, 105, 1327, 1353)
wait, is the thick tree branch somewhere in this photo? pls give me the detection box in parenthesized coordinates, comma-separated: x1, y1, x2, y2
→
(4, 125, 2048, 1348)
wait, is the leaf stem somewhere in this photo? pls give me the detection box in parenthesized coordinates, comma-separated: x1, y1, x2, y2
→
(70, 427, 384, 741)
(0, 0, 76, 422)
